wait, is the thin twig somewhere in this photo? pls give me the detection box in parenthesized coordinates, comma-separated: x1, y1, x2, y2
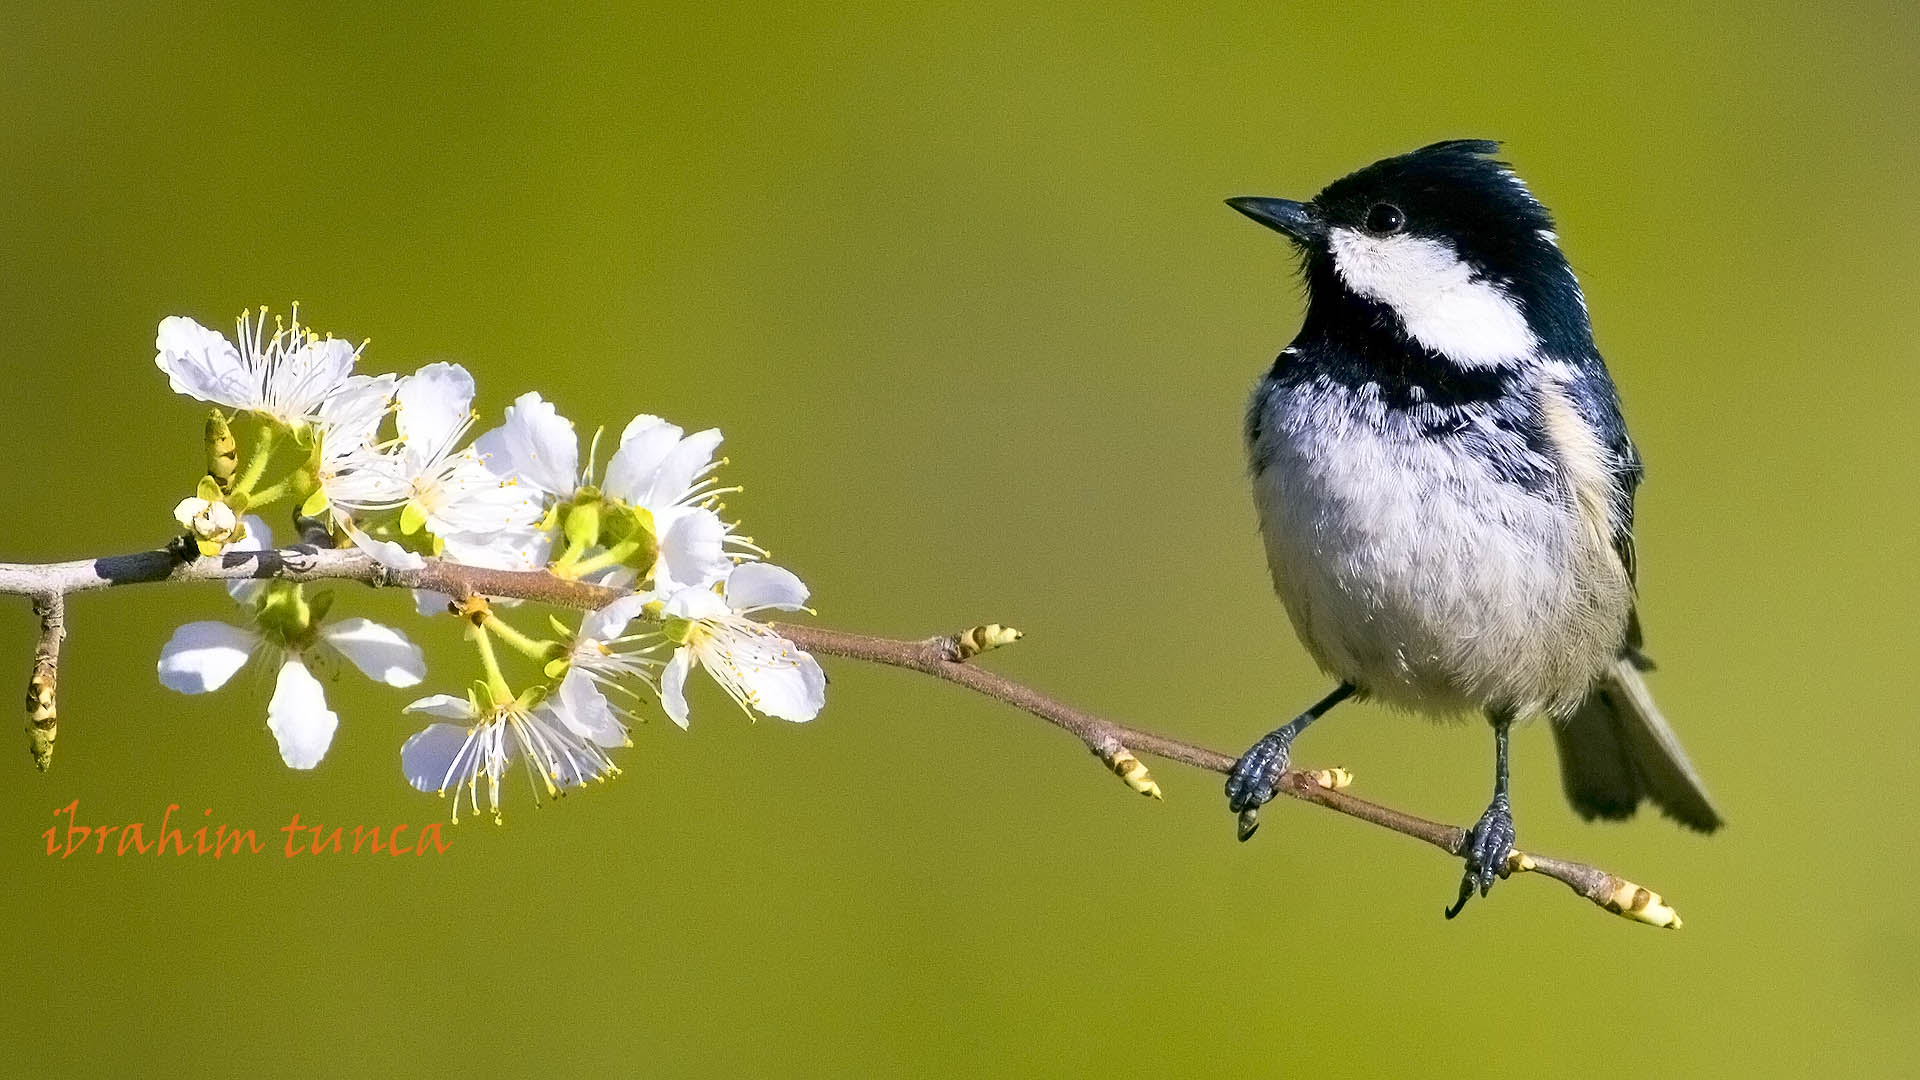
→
(0, 544, 1684, 928)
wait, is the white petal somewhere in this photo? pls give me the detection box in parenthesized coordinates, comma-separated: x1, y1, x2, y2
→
(529, 706, 611, 786)
(269, 337, 357, 418)
(602, 415, 681, 502)
(580, 592, 651, 642)
(724, 562, 811, 613)
(316, 374, 396, 460)
(404, 694, 476, 720)
(555, 668, 629, 747)
(157, 621, 259, 693)
(225, 517, 276, 605)
(345, 526, 426, 570)
(743, 649, 827, 723)
(660, 647, 692, 728)
(266, 658, 339, 769)
(154, 316, 254, 407)
(320, 443, 409, 510)
(319, 618, 426, 687)
(395, 362, 476, 468)
(440, 525, 551, 570)
(173, 497, 210, 529)
(412, 589, 455, 617)
(402, 723, 477, 792)
(421, 452, 545, 537)
(663, 585, 729, 621)
(232, 515, 274, 552)
(473, 391, 578, 498)
(654, 509, 730, 593)
(582, 564, 639, 590)
(645, 428, 724, 506)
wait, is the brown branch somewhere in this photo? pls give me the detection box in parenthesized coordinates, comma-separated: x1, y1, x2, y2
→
(0, 543, 1683, 928)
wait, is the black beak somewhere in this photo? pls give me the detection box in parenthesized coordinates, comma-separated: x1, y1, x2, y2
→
(1225, 196, 1326, 246)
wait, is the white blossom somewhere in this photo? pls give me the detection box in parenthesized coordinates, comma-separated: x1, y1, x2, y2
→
(603, 414, 754, 592)
(658, 563, 825, 727)
(173, 496, 243, 545)
(155, 518, 426, 768)
(545, 593, 657, 746)
(154, 307, 367, 429)
(472, 390, 584, 502)
(400, 692, 620, 823)
(320, 363, 542, 570)
(474, 394, 756, 591)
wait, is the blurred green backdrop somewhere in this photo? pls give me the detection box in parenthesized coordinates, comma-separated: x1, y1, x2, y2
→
(2, 3, 1915, 1076)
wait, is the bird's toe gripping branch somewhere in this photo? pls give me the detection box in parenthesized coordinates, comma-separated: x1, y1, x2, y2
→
(1445, 795, 1516, 919)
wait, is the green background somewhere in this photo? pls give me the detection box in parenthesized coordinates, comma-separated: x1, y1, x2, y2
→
(2, 3, 1914, 1076)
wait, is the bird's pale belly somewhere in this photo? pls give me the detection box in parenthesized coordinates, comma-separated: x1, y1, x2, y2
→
(1250, 413, 1631, 720)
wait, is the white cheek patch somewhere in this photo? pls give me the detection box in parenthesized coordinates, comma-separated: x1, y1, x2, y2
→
(1327, 227, 1537, 367)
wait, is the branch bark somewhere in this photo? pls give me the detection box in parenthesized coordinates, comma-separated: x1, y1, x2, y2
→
(0, 543, 1684, 928)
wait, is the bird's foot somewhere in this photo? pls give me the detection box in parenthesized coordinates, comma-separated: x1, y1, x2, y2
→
(1224, 727, 1298, 842)
(1444, 795, 1515, 920)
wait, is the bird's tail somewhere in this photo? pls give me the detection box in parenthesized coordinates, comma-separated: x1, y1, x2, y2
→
(1552, 655, 1723, 832)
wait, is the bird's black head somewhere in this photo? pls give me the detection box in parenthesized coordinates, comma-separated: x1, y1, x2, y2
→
(1228, 140, 1594, 366)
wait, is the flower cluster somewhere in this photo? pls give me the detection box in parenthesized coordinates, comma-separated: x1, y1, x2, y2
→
(153, 307, 826, 820)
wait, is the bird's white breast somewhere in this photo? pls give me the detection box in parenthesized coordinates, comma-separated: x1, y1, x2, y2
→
(1248, 373, 1629, 719)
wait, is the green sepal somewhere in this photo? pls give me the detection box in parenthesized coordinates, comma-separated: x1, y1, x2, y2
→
(561, 499, 602, 552)
(547, 615, 575, 640)
(543, 657, 571, 680)
(226, 490, 251, 514)
(599, 502, 643, 545)
(195, 474, 222, 502)
(301, 488, 331, 518)
(194, 537, 223, 558)
(399, 501, 427, 536)
(253, 582, 311, 641)
(307, 589, 335, 625)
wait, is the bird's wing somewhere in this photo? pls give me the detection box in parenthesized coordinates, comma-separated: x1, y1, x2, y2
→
(1553, 353, 1642, 587)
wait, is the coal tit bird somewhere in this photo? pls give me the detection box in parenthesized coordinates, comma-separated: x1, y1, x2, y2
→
(1223, 140, 1722, 917)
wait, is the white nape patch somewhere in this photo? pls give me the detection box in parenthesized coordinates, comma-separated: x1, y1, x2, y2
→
(1327, 227, 1537, 368)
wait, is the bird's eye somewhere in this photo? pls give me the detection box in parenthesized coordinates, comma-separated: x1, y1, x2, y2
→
(1365, 203, 1406, 235)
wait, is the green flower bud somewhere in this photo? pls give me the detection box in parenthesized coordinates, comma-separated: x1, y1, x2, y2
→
(205, 411, 238, 493)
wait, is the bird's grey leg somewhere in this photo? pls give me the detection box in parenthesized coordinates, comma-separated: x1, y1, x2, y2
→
(1225, 682, 1355, 841)
(1445, 709, 1519, 919)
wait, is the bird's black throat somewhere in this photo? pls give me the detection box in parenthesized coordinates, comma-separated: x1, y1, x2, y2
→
(1271, 282, 1519, 414)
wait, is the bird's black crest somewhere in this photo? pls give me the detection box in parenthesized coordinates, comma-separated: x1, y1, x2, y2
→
(1297, 139, 1595, 360)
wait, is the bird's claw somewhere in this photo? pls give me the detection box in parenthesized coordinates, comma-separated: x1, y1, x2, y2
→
(1224, 729, 1295, 841)
(1443, 795, 1515, 920)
